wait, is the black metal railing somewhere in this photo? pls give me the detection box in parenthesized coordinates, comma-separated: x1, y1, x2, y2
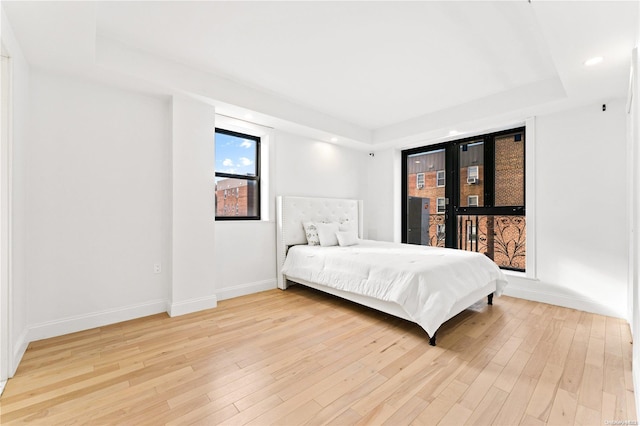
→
(456, 215, 526, 271)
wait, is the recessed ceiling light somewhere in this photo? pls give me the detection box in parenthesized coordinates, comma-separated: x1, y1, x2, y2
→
(584, 56, 604, 67)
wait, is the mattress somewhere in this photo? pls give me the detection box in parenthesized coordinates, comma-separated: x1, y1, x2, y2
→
(281, 239, 508, 336)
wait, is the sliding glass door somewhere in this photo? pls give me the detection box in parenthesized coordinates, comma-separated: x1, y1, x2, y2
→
(402, 127, 526, 271)
(405, 148, 448, 247)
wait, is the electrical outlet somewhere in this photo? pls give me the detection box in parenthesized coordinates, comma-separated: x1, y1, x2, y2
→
(154, 263, 162, 274)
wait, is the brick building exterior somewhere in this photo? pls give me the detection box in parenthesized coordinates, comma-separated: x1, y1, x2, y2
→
(215, 178, 249, 217)
(494, 133, 525, 206)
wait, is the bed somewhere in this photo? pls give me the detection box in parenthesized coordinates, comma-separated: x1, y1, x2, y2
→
(275, 195, 508, 346)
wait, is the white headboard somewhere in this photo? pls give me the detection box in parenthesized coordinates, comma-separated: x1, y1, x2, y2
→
(276, 196, 363, 289)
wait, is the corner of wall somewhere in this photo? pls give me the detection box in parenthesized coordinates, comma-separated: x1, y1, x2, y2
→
(10, 328, 28, 377)
(503, 275, 627, 319)
(167, 294, 218, 317)
(25, 299, 168, 345)
(216, 279, 276, 302)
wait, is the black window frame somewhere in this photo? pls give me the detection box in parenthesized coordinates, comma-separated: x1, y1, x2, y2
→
(214, 127, 261, 221)
(401, 126, 526, 271)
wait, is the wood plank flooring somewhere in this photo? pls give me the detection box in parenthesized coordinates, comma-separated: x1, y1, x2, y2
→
(0, 286, 636, 425)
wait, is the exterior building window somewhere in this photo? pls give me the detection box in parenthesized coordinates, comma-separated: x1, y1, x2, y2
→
(214, 128, 260, 220)
(416, 173, 425, 189)
(436, 197, 446, 214)
(467, 166, 479, 184)
(468, 195, 479, 207)
(436, 170, 445, 187)
(436, 224, 446, 241)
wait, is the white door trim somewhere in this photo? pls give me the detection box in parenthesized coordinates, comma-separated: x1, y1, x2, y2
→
(0, 44, 13, 383)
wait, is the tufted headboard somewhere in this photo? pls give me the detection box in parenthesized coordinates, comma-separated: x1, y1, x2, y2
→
(275, 196, 363, 289)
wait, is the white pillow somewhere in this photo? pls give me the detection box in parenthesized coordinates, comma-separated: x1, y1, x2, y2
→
(302, 221, 321, 246)
(336, 230, 359, 247)
(316, 222, 340, 247)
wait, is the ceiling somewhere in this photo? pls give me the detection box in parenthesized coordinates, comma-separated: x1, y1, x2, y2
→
(2, 1, 638, 147)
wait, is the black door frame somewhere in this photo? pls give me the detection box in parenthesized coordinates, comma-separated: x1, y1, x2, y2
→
(401, 127, 526, 249)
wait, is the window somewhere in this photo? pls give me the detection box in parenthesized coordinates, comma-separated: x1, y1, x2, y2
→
(467, 166, 479, 184)
(436, 224, 446, 241)
(402, 127, 526, 271)
(215, 128, 260, 220)
(416, 173, 425, 189)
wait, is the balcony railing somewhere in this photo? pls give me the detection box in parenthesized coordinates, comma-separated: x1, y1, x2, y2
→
(457, 215, 526, 271)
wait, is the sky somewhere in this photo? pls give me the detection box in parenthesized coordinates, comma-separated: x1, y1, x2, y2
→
(215, 132, 257, 176)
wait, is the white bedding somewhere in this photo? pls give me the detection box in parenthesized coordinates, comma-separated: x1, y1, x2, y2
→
(281, 239, 508, 336)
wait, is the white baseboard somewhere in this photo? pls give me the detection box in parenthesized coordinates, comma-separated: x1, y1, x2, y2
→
(168, 294, 218, 317)
(503, 276, 625, 319)
(216, 279, 277, 301)
(26, 299, 167, 344)
(10, 328, 28, 377)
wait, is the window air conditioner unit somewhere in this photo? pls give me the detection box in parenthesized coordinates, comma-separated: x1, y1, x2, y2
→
(467, 177, 477, 184)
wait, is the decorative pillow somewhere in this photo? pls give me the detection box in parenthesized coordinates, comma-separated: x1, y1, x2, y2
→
(316, 222, 340, 247)
(336, 230, 359, 247)
(302, 221, 320, 246)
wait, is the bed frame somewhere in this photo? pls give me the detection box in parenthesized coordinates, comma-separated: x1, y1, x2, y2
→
(275, 195, 495, 346)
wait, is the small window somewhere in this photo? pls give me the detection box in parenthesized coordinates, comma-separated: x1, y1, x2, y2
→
(215, 128, 260, 220)
(468, 195, 479, 207)
(416, 173, 425, 189)
(436, 224, 446, 241)
(436, 197, 446, 214)
(467, 166, 479, 184)
(436, 170, 445, 187)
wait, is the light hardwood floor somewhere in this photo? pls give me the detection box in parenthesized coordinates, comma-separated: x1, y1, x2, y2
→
(0, 286, 636, 425)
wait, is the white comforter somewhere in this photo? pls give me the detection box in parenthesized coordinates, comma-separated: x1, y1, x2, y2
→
(281, 240, 508, 336)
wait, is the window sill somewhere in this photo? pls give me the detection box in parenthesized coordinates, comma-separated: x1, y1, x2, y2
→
(502, 269, 539, 282)
(215, 219, 275, 224)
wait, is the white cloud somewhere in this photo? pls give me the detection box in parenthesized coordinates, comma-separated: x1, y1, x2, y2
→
(240, 140, 252, 149)
(222, 158, 234, 167)
(239, 157, 253, 166)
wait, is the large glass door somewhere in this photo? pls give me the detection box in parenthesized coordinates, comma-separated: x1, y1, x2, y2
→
(404, 148, 448, 248)
(402, 127, 526, 271)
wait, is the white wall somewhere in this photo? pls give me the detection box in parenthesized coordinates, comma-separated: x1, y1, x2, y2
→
(170, 96, 217, 315)
(1, 9, 30, 377)
(364, 148, 400, 242)
(26, 70, 172, 340)
(629, 43, 640, 420)
(530, 101, 628, 317)
(366, 101, 630, 319)
(274, 131, 367, 199)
